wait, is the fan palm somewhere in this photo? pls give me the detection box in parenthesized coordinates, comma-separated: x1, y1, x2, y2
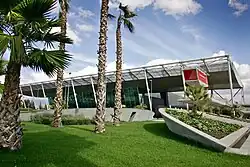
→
(185, 85, 210, 116)
(112, 3, 136, 126)
(94, 0, 109, 133)
(0, 0, 72, 150)
(52, 0, 70, 128)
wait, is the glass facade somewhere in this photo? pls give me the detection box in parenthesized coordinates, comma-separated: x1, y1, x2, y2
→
(46, 86, 140, 109)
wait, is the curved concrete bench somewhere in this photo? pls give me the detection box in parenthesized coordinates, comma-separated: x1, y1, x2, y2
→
(159, 108, 227, 152)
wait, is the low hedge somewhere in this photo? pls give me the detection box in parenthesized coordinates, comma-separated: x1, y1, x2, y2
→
(166, 109, 242, 139)
(31, 113, 94, 125)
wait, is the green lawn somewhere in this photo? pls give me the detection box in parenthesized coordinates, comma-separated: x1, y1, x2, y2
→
(0, 122, 249, 167)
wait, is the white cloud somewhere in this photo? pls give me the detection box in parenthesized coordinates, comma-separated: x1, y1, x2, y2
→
(228, 0, 248, 16)
(76, 24, 94, 32)
(154, 0, 202, 16)
(51, 24, 82, 44)
(71, 52, 97, 64)
(69, 7, 95, 21)
(67, 24, 82, 44)
(77, 8, 95, 18)
(212, 50, 227, 57)
(109, 0, 153, 10)
(180, 25, 203, 41)
(109, 0, 202, 16)
(143, 59, 179, 66)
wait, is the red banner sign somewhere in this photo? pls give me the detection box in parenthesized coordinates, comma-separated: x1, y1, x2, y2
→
(183, 68, 208, 87)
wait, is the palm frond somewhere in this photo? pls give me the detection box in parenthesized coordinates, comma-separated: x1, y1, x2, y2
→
(13, 0, 57, 22)
(108, 13, 116, 20)
(123, 18, 135, 33)
(0, 33, 12, 56)
(119, 3, 136, 18)
(27, 31, 73, 46)
(0, 84, 4, 94)
(0, 58, 8, 75)
(0, 0, 22, 14)
(23, 48, 71, 76)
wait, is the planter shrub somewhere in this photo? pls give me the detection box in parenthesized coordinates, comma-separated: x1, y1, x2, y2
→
(166, 109, 242, 139)
(31, 113, 94, 125)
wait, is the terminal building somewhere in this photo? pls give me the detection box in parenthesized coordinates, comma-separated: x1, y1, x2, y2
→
(19, 55, 245, 112)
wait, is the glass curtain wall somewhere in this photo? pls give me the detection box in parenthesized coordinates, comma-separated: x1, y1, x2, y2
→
(45, 86, 140, 109)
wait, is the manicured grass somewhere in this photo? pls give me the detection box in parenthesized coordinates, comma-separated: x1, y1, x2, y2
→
(166, 109, 242, 139)
(0, 122, 249, 167)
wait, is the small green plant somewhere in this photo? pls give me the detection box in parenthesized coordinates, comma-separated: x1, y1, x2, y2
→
(185, 85, 210, 116)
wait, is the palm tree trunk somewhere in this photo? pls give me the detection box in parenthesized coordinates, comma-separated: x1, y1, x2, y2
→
(53, 69, 64, 127)
(94, 0, 109, 133)
(0, 62, 22, 150)
(113, 17, 123, 126)
(52, 0, 67, 128)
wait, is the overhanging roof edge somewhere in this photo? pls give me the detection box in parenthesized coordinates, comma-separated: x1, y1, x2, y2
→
(230, 59, 243, 88)
(20, 55, 231, 87)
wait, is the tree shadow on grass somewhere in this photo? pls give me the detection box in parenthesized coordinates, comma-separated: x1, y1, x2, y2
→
(68, 126, 94, 133)
(143, 122, 219, 152)
(0, 129, 98, 167)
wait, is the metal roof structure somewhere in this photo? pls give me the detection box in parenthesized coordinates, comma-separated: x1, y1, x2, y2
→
(20, 55, 243, 96)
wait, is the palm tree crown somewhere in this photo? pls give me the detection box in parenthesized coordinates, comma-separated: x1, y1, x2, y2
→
(0, 0, 72, 75)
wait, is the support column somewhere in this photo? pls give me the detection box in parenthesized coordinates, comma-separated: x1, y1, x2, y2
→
(181, 67, 186, 97)
(181, 67, 189, 110)
(19, 86, 26, 108)
(29, 85, 34, 97)
(228, 57, 234, 116)
(41, 84, 46, 98)
(67, 83, 70, 109)
(41, 84, 48, 110)
(144, 70, 152, 111)
(160, 92, 169, 107)
(141, 93, 145, 104)
(91, 77, 97, 105)
(71, 80, 79, 109)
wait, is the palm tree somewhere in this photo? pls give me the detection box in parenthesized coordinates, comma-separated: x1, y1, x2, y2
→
(52, 0, 70, 128)
(94, 0, 109, 133)
(113, 3, 136, 126)
(185, 85, 210, 116)
(0, 0, 72, 150)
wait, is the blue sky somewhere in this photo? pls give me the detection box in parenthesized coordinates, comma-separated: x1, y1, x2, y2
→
(59, 0, 250, 73)
(4, 0, 248, 102)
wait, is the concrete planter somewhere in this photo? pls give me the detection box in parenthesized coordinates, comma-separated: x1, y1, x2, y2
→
(159, 108, 227, 152)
